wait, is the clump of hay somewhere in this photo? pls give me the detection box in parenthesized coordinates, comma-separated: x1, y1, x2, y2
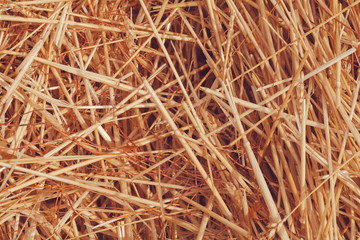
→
(1, 0, 360, 239)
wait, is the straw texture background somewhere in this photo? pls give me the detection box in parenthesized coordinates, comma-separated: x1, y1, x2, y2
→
(1, 0, 360, 239)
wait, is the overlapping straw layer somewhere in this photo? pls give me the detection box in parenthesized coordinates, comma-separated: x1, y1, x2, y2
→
(1, 0, 360, 239)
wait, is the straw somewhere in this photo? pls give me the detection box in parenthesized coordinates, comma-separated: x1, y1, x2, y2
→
(1, 0, 360, 239)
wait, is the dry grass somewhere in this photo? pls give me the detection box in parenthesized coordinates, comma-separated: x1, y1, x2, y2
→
(1, 0, 360, 239)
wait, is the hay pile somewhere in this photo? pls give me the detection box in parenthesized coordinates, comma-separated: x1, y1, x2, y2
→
(1, 0, 360, 239)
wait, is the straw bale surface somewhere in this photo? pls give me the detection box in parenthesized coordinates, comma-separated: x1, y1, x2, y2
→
(1, 0, 360, 239)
